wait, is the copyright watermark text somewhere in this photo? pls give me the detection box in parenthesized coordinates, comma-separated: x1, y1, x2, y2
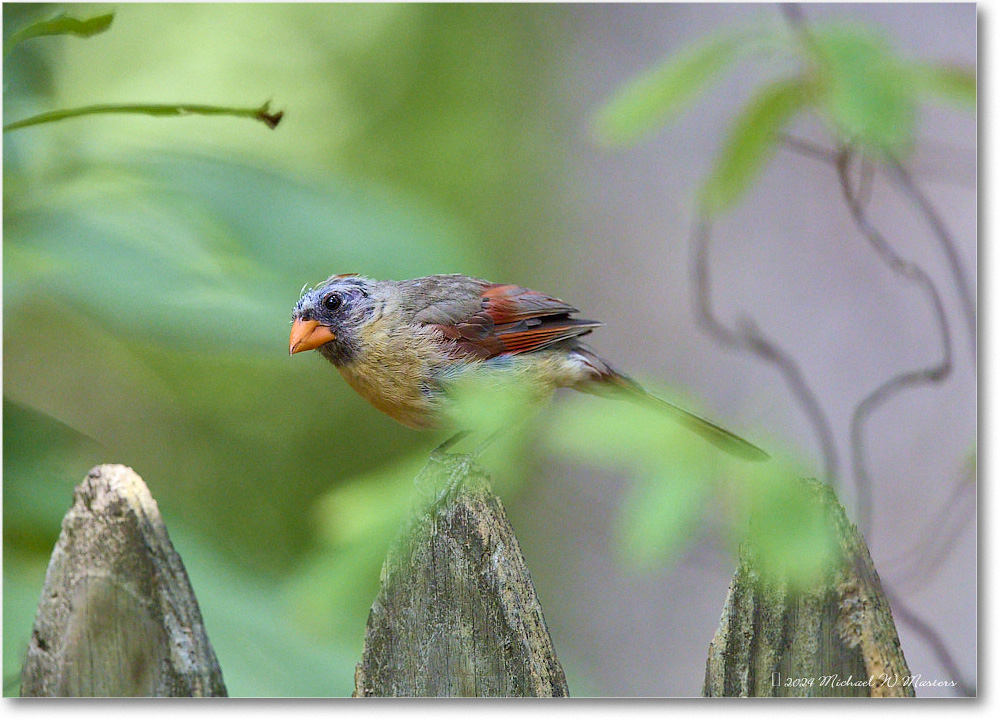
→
(771, 672, 957, 690)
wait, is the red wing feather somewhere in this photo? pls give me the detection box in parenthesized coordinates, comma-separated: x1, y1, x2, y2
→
(431, 284, 600, 359)
(480, 284, 578, 323)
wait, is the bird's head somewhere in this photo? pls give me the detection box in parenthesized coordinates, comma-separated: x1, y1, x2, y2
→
(289, 274, 378, 364)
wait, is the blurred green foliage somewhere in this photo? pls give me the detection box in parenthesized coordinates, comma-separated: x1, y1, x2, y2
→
(593, 17, 975, 214)
(543, 391, 836, 585)
(700, 77, 809, 215)
(4, 3, 947, 697)
(587, 13, 975, 585)
(3, 9, 113, 58)
(590, 32, 749, 147)
(544, 392, 721, 569)
(3, 2, 567, 695)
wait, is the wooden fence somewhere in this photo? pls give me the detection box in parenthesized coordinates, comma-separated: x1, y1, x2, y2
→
(17, 460, 913, 697)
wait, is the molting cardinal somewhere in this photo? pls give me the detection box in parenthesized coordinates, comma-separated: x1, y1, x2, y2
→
(289, 273, 768, 461)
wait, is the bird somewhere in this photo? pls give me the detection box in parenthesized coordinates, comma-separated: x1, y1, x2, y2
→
(289, 273, 768, 461)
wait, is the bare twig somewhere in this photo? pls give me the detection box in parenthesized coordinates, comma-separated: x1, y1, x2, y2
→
(691, 216, 840, 483)
(691, 5, 974, 696)
(883, 588, 975, 696)
(781, 3, 968, 693)
(886, 463, 975, 594)
(856, 154, 875, 212)
(777, 133, 838, 163)
(779, 134, 976, 188)
(887, 161, 977, 358)
(835, 149, 954, 538)
(779, 3, 823, 60)
(776, 137, 959, 542)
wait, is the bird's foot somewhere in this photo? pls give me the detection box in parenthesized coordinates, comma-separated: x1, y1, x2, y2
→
(430, 430, 470, 459)
(415, 449, 473, 510)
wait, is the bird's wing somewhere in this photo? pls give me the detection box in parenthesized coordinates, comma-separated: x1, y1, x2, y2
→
(424, 283, 602, 360)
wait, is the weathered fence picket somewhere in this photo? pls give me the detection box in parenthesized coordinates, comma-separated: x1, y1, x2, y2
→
(703, 479, 913, 697)
(354, 453, 569, 697)
(19, 464, 226, 697)
(18, 462, 914, 697)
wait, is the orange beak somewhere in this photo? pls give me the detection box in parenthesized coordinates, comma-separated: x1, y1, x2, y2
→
(289, 318, 337, 355)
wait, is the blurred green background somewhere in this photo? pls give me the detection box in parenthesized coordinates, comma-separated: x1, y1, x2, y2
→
(3, 2, 576, 695)
(3, 2, 976, 697)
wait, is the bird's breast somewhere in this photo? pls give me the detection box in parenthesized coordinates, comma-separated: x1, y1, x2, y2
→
(336, 316, 597, 428)
(335, 321, 445, 429)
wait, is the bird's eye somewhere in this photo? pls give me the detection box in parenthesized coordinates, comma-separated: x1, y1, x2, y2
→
(322, 293, 342, 311)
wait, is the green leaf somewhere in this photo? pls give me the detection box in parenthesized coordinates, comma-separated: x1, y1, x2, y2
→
(542, 391, 725, 570)
(4, 153, 486, 354)
(4, 12, 114, 57)
(591, 34, 744, 146)
(738, 462, 839, 589)
(3, 550, 51, 694)
(616, 462, 714, 570)
(442, 371, 542, 440)
(3, 398, 104, 554)
(809, 25, 917, 156)
(910, 63, 976, 109)
(543, 390, 703, 465)
(167, 526, 359, 696)
(284, 455, 423, 642)
(700, 78, 809, 215)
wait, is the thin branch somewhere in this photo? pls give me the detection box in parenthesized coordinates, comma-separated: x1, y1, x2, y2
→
(835, 149, 954, 537)
(856, 153, 875, 212)
(771, 3, 973, 698)
(777, 133, 838, 163)
(892, 495, 973, 595)
(780, 133, 977, 187)
(779, 2, 823, 60)
(887, 464, 975, 594)
(887, 160, 977, 359)
(691, 216, 840, 483)
(781, 136, 967, 604)
(775, 144, 962, 545)
(3, 101, 284, 132)
(884, 588, 976, 696)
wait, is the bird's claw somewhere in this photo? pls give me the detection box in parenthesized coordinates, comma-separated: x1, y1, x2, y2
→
(415, 451, 473, 511)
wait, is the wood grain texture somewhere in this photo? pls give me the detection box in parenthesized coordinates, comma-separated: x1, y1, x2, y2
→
(354, 454, 568, 697)
(20, 464, 226, 697)
(703, 479, 913, 697)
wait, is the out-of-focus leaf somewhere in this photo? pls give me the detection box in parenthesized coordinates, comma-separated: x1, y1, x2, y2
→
(700, 78, 809, 215)
(910, 63, 976, 109)
(3, 12, 114, 57)
(809, 25, 916, 156)
(737, 460, 839, 588)
(963, 441, 977, 484)
(312, 455, 421, 548)
(167, 525, 358, 697)
(4, 154, 486, 354)
(616, 459, 715, 570)
(542, 388, 710, 464)
(441, 369, 542, 439)
(3, 550, 50, 694)
(2, 398, 104, 553)
(591, 33, 744, 146)
(284, 455, 424, 642)
(543, 389, 725, 570)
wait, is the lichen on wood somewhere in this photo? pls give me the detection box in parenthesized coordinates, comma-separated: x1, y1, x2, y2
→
(704, 478, 913, 697)
(20, 464, 226, 697)
(354, 453, 568, 697)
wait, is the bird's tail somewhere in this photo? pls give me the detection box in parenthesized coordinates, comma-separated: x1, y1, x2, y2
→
(572, 348, 769, 462)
